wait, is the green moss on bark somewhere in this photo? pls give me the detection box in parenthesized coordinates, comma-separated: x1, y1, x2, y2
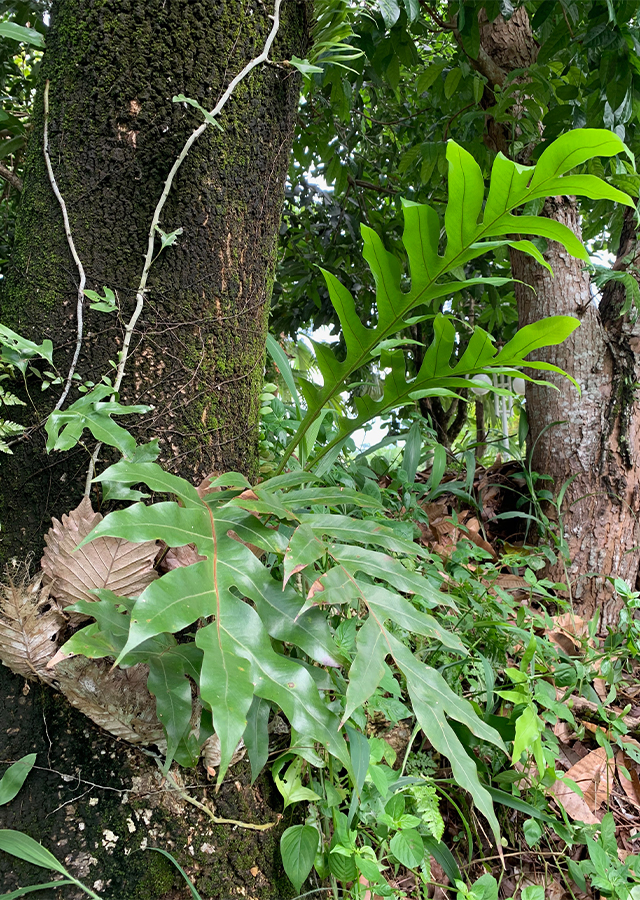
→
(0, 0, 310, 565)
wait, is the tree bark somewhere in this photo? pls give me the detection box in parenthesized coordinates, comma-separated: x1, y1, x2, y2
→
(511, 200, 640, 623)
(472, 7, 640, 623)
(0, 0, 307, 564)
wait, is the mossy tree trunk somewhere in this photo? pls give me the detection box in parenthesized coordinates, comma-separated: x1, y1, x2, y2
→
(0, 0, 307, 564)
(0, 2, 309, 896)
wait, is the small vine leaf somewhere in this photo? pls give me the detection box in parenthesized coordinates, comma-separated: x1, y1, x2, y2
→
(41, 497, 158, 619)
(0, 575, 65, 679)
(280, 824, 318, 892)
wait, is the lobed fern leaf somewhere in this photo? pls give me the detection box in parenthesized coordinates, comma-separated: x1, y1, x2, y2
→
(278, 130, 634, 470)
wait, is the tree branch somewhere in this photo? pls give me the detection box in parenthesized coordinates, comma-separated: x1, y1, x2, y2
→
(0, 162, 22, 192)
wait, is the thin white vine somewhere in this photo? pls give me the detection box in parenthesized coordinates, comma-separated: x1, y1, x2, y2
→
(43, 79, 86, 412)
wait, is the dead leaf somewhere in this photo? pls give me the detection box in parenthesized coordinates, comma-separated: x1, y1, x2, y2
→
(196, 472, 222, 499)
(549, 747, 614, 823)
(0, 574, 65, 680)
(50, 656, 166, 746)
(616, 750, 640, 807)
(201, 734, 246, 772)
(41, 497, 159, 620)
(554, 720, 573, 743)
(161, 543, 206, 571)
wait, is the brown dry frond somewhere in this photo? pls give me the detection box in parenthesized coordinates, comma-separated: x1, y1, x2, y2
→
(41, 497, 159, 621)
(0, 570, 65, 680)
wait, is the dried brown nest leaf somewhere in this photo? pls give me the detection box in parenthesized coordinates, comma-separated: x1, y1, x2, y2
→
(51, 656, 165, 746)
(41, 497, 159, 621)
(0, 573, 65, 680)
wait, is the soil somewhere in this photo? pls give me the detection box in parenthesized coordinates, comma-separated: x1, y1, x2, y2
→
(0, 665, 296, 900)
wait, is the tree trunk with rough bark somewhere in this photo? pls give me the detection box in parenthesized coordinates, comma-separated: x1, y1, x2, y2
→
(0, 1, 308, 895)
(471, 6, 640, 623)
(511, 201, 640, 624)
(0, 0, 307, 564)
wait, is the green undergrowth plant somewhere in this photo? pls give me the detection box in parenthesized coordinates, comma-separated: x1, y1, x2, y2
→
(2, 127, 638, 898)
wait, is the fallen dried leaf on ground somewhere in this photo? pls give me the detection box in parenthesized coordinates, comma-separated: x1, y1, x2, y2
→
(616, 750, 640, 807)
(550, 747, 614, 823)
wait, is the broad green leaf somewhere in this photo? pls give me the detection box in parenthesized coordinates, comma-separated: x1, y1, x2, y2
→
(281, 825, 318, 892)
(386, 632, 504, 841)
(300, 514, 420, 556)
(147, 647, 201, 770)
(445, 142, 484, 255)
(288, 55, 324, 75)
(284, 523, 327, 586)
(529, 129, 633, 187)
(0, 831, 67, 874)
(403, 0, 420, 21)
(266, 333, 301, 416)
(345, 725, 370, 799)
(196, 610, 352, 777)
(328, 544, 454, 609)
(389, 829, 424, 867)
(0, 755, 36, 806)
(402, 421, 422, 484)
(273, 757, 322, 808)
(93, 460, 201, 507)
(342, 617, 387, 724)
(0, 22, 44, 47)
(378, 0, 401, 28)
(197, 624, 255, 779)
(244, 696, 270, 783)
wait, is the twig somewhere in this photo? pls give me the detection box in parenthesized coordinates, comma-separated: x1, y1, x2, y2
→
(85, 0, 284, 490)
(160, 764, 279, 832)
(43, 79, 86, 412)
(0, 161, 23, 192)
